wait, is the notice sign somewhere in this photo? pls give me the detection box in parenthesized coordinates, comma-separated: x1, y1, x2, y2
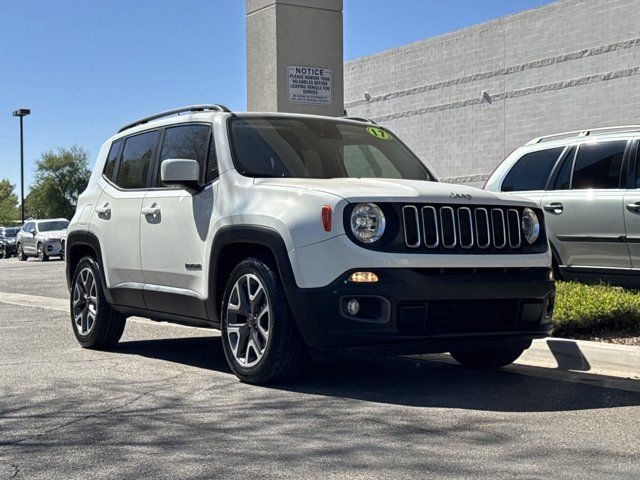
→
(287, 66, 332, 105)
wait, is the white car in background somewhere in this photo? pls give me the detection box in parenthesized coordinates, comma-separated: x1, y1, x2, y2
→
(17, 219, 69, 262)
(485, 125, 640, 286)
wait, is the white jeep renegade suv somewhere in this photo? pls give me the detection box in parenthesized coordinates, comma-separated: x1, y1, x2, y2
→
(66, 104, 554, 384)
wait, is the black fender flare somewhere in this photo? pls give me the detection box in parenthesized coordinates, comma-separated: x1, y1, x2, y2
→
(208, 225, 299, 324)
(65, 230, 115, 305)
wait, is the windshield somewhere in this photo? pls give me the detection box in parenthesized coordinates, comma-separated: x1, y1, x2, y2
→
(3, 228, 19, 238)
(228, 117, 435, 180)
(38, 221, 69, 232)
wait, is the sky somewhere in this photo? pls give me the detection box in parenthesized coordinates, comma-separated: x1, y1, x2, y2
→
(0, 0, 552, 196)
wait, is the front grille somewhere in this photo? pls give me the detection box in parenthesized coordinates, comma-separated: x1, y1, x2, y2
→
(398, 299, 519, 334)
(402, 205, 523, 251)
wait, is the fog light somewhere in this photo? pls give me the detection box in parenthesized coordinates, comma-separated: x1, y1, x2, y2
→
(346, 299, 360, 316)
(348, 271, 378, 283)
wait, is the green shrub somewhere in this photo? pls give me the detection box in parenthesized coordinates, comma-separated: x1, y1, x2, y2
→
(553, 281, 640, 337)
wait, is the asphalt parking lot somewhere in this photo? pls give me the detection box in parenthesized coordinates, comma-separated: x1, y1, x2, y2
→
(0, 258, 639, 479)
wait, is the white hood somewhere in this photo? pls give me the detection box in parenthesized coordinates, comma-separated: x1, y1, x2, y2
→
(254, 178, 536, 207)
(39, 230, 66, 240)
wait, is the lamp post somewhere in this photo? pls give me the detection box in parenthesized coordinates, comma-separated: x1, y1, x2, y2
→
(12, 108, 30, 225)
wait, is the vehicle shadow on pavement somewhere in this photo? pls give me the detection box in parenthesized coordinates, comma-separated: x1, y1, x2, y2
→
(112, 336, 640, 413)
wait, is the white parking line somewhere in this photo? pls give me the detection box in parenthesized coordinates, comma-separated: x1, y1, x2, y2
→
(0, 291, 213, 331)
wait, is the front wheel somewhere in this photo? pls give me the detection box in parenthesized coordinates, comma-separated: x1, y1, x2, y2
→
(37, 243, 49, 262)
(17, 245, 27, 261)
(450, 347, 526, 369)
(221, 258, 307, 385)
(71, 256, 126, 349)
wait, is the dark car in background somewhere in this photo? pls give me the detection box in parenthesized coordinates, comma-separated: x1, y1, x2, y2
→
(0, 227, 20, 259)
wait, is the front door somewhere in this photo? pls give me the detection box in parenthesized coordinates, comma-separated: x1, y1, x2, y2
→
(542, 139, 630, 270)
(139, 123, 217, 318)
(93, 130, 159, 308)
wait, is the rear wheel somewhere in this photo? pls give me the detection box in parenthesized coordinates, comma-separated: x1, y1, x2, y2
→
(71, 256, 126, 349)
(221, 258, 307, 385)
(450, 347, 526, 369)
(17, 245, 27, 261)
(37, 243, 49, 262)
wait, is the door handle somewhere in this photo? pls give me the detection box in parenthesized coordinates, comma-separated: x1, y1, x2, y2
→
(543, 202, 564, 214)
(626, 202, 640, 213)
(141, 204, 161, 216)
(95, 203, 111, 215)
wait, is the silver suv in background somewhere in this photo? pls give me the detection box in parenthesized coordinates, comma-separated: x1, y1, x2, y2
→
(485, 126, 640, 286)
(16, 219, 69, 262)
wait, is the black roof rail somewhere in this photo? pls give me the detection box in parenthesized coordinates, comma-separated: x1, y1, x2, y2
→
(343, 116, 379, 125)
(118, 104, 232, 133)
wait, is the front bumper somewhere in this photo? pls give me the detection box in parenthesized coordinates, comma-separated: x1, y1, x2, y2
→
(285, 267, 554, 354)
(43, 240, 64, 256)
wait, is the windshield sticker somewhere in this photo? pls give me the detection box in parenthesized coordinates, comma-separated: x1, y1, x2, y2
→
(366, 126, 392, 140)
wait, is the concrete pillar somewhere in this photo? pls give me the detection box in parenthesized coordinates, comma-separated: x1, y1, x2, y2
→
(246, 0, 344, 116)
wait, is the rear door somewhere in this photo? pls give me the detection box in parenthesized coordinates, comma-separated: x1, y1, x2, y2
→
(93, 131, 159, 308)
(139, 124, 217, 317)
(622, 140, 640, 267)
(20, 222, 35, 254)
(542, 139, 630, 269)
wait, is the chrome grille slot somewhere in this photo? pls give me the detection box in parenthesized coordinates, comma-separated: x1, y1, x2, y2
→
(421, 206, 439, 248)
(507, 209, 521, 248)
(402, 206, 421, 248)
(457, 207, 474, 249)
(474, 208, 491, 249)
(440, 207, 457, 248)
(491, 209, 507, 249)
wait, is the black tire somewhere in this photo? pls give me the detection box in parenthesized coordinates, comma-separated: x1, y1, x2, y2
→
(450, 347, 526, 369)
(17, 245, 27, 261)
(221, 257, 307, 385)
(70, 256, 126, 349)
(37, 243, 49, 262)
(0, 248, 6, 260)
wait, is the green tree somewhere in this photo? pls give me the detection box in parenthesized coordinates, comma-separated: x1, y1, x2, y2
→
(26, 146, 91, 219)
(0, 179, 19, 225)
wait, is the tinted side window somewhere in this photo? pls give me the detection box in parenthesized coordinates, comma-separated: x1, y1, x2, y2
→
(552, 147, 575, 190)
(157, 125, 211, 186)
(22, 222, 32, 233)
(116, 131, 158, 189)
(635, 142, 640, 188)
(103, 140, 122, 181)
(501, 147, 564, 192)
(572, 141, 626, 189)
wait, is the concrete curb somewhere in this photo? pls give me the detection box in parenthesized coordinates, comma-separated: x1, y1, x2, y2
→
(518, 338, 640, 380)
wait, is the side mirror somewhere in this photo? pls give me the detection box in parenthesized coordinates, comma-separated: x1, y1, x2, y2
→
(30, 228, 36, 236)
(161, 159, 202, 193)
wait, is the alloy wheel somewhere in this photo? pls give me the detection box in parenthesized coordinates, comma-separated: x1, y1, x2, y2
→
(225, 273, 271, 368)
(72, 267, 98, 335)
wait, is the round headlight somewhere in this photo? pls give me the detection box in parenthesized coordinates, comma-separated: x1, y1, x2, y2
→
(521, 208, 540, 244)
(350, 203, 386, 243)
